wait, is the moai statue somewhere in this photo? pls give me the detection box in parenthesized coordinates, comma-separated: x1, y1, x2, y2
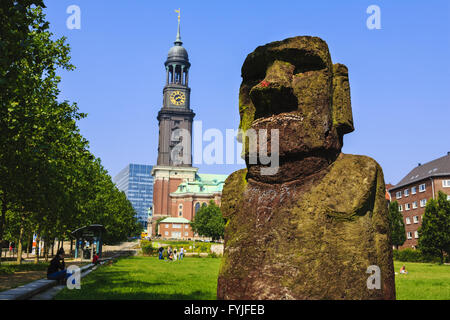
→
(217, 36, 395, 300)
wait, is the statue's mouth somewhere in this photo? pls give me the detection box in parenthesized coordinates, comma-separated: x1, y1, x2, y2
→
(251, 112, 303, 127)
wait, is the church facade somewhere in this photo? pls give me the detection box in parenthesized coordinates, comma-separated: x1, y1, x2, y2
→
(148, 16, 227, 239)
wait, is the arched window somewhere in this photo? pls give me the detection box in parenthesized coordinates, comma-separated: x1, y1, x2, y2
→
(194, 202, 200, 214)
(178, 204, 183, 217)
(202, 202, 207, 208)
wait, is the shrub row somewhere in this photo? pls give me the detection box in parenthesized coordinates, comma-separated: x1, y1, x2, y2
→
(393, 248, 449, 263)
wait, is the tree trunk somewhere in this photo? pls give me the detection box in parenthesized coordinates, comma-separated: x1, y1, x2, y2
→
(51, 239, 54, 257)
(16, 227, 24, 264)
(26, 233, 32, 258)
(70, 239, 73, 256)
(44, 239, 49, 262)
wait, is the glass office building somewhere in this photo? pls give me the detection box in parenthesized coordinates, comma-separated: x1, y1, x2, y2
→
(113, 164, 153, 229)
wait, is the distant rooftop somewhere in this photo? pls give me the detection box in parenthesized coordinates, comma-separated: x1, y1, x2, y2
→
(172, 173, 228, 195)
(160, 217, 190, 224)
(390, 153, 450, 191)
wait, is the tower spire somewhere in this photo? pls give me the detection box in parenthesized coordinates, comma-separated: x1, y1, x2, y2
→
(174, 8, 182, 46)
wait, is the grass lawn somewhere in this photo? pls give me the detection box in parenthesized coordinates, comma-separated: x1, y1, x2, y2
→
(54, 256, 449, 300)
(55, 256, 221, 300)
(393, 261, 450, 300)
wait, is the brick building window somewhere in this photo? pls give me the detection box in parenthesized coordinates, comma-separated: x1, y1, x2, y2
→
(420, 199, 427, 207)
(414, 231, 419, 239)
(165, 231, 169, 236)
(407, 232, 412, 239)
(404, 189, 409, 197)
(406, 217, 411, 225)
(412, 201, 418, 209)
(178, 204, 183, 216)
(413, 216, 419, 223)
(405, 203, 411, 211)
(173, 224, 181, 229)
(443, 180, 450, 187)
(184, 232, 188, 236)
(411, 186, 417, 194)
(396, 191, 402, 199)
(419, 184, 426, 192)
(184, 224, 189, 229)
(398, 205, 403, 212)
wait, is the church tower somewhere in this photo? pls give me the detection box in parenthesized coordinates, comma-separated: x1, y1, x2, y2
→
(157, 13, 195, 166)
(150, 11, 198, 234)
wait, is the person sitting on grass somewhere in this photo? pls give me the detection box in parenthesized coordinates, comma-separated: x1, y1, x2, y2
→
(399, 265, 408, 274)
(47, 248, 68, 284)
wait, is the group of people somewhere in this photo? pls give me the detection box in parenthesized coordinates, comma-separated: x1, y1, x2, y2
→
(158, 246, 184, 261)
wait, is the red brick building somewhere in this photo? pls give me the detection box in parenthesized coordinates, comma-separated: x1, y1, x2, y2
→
(388, 153, 450, 249)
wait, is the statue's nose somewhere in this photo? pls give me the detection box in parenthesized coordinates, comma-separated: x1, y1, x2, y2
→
(249, 81, 298, 120)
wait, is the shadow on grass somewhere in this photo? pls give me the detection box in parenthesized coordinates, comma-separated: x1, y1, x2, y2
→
(56, 271, 216, 300)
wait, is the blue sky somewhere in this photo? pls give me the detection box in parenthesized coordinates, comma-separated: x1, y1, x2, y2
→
(44, 0, 450, 185)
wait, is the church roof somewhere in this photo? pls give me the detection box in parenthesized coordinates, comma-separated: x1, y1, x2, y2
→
(171, 173, 229, 195)
(166, 11, 189, 64)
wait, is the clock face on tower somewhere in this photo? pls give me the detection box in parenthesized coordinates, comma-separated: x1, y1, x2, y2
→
(169, 91, 186, 106)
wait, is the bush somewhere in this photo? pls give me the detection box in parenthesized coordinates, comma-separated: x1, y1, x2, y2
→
(393, 248, 448, 263)
(192, 242, 211, 253)
(207, 252, 221, 258)
(140, 240, 155, 256)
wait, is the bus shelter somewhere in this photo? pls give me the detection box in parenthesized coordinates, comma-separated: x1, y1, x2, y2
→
(71, 224, 106, 260)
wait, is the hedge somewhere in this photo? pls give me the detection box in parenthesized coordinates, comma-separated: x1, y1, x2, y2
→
(393, 248, 449, 263)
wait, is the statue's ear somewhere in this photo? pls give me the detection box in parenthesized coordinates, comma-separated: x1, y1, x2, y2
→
(332, 63, 354, 135)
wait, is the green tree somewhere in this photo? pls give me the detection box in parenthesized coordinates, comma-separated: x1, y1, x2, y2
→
(0, 1, 85, 261)
(388, 201, 406, 249)
(0, 2, 140, 262)
(418, 191, 450, 264)
(190, 201, 225, 241)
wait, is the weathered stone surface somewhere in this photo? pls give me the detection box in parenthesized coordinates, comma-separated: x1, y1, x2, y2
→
(217, 36, 395, 300)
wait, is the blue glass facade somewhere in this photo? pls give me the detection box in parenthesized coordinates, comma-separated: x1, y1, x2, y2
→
(113, 164, 154, 229)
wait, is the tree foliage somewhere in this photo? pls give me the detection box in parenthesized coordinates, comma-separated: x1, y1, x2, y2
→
(0, 1, 140, 262)
(190, 201, 225, 241)
(388, 201, 406, 249)
(418, 191, 450, 264)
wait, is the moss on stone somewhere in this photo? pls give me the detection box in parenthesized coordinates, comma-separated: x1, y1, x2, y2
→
(332, 63, 354, 135)
(218, 154, 395, 300)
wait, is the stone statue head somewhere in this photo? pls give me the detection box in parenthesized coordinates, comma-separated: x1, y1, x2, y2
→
(238, 36, 354, 182)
